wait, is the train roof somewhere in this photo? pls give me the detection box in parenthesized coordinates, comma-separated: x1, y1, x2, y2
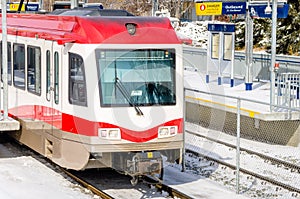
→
(0, 13, 181, 45)
(49, 8, 134, 16)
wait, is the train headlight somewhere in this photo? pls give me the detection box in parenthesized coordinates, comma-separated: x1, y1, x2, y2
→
(126, 23, 136, 35)
(158, 126, 177, 139)
(98, 128, 121, 140)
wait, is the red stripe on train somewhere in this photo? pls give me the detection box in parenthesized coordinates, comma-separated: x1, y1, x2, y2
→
(8, 105, 183, 142)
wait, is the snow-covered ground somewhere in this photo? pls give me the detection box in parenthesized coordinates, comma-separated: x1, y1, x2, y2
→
(0, 67, 300, 199)
(0, 20, 298, 199)
(0, 143, 97, 199)
(181, 69, 300, 198)
(182, 122, 300, 199)
(0, 140, 249, 199)
(1, 69, 299, 199)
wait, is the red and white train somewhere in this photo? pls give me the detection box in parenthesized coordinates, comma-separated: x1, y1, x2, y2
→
(0, 11, 184, 183)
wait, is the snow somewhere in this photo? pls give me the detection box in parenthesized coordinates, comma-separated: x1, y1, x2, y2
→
(164, 166, 250, 199)
(182, 69, 300, 198)
(184, 68, 272, 113)
(0, 144, 249, 199)
(0, 144, 97, 199)
(0, 70, 299, 199)
(175, 21, 209, 48)
(0, 21, 298, 199)
(182, 121, 300, 199)
(0, 141, 250, 199)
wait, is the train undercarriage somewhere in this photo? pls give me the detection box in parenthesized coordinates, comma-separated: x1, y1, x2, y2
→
(11, 119, 182, 185)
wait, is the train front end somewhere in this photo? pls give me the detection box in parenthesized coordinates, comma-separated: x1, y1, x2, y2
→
(95, 47, 183, 181)
(79, 17, 184, 182)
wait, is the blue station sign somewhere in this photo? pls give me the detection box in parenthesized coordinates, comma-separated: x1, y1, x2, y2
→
(249, 4, 289, 18)
(222, 2, 246, 15)
(195, 1, 289, 18)
(208, 23, 235, 32)
(26, 3, 39, 11)
(7, 2, 39, 12)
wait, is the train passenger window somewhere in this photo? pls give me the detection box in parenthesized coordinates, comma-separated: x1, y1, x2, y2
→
(0, 42, 12, 85)
(46, 50, 51, 101)
(13, 44, 25, 89)
(54, 52, 59, 104)
(69, 53, 87, 106)
(27, 46, 41, 95)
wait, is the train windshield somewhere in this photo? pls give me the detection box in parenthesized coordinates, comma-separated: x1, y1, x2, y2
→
(96, 49, 176, 107)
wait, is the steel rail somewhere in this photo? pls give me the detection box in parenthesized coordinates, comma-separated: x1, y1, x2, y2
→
(186, 130, 300, 194)
(63, 169, 194, 199)
(155, 182, 193, 199)
(61, 169, 115, 199)
(142, 175, 193, 199)
(186, 129, 300, 171)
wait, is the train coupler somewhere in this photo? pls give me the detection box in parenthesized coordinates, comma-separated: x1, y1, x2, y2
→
(127, 151, 163, 177)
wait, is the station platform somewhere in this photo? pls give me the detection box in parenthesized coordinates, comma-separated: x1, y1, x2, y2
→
(0, 115, 20, 132)
(184, 67, 300, 121)
(184, 68, 300, 146)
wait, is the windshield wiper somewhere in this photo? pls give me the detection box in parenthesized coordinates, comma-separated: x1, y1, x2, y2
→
(114, 77, 144, 116)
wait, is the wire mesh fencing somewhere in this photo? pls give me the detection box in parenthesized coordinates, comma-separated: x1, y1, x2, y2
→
(185, 88, 300, 197)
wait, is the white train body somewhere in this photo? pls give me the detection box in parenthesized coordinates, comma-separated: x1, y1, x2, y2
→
(0, 13, 184, 179)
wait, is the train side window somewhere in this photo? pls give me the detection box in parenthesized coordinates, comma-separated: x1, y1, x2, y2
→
(0, 42, 12, 85)
(54, 52, 59, 104)
(13, 43, 25, 89)
(46, 50, 51, 101)
(69, 53, 87, 106)
(27, 46, 41, 95)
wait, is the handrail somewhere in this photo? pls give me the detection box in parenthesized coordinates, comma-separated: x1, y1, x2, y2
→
(185, 87, 300, 112)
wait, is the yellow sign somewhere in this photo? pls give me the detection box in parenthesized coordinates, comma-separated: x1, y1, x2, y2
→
(9, 4, 25, 11)
(195, 2, 222, 16)
(147, 152, 153, 158)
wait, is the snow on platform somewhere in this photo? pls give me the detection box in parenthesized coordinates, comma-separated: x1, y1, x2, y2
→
(184, 69, 300, 121)
(164, 165, 250, 199)
(0, 143, 96, 199)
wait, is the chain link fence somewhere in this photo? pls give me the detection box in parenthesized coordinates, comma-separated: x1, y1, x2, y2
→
(184, 88, 300, 197)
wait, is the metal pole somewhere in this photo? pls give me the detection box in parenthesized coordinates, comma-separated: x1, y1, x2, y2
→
(152, 0, 157, 16)
(2, 0, 8, 120)
(218, 32, 222, 85)
(71, 0, 78, 9)
(39, 0, 43, 11)
(270, 0, 278, 112)
(182, 88, 186, 172)
(236, 98, 241, 194)
(245, 0, 253, 91)
(230, 32, 235, 87)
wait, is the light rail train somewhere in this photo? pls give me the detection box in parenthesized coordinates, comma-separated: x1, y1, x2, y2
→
(0, 12, 184, 183)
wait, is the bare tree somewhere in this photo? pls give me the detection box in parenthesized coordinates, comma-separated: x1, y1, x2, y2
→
(98, 0, 152, 16)
(97, 0, 184, 17)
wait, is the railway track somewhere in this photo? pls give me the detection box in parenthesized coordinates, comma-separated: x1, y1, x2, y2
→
(1, 134, 192, 199)
(62, 168, 193, 199)
(62, 169, 114, 199)
(186, 129, 300, 194)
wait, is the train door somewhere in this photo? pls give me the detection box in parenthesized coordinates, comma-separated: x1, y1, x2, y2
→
(44, 41, 62, 152)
